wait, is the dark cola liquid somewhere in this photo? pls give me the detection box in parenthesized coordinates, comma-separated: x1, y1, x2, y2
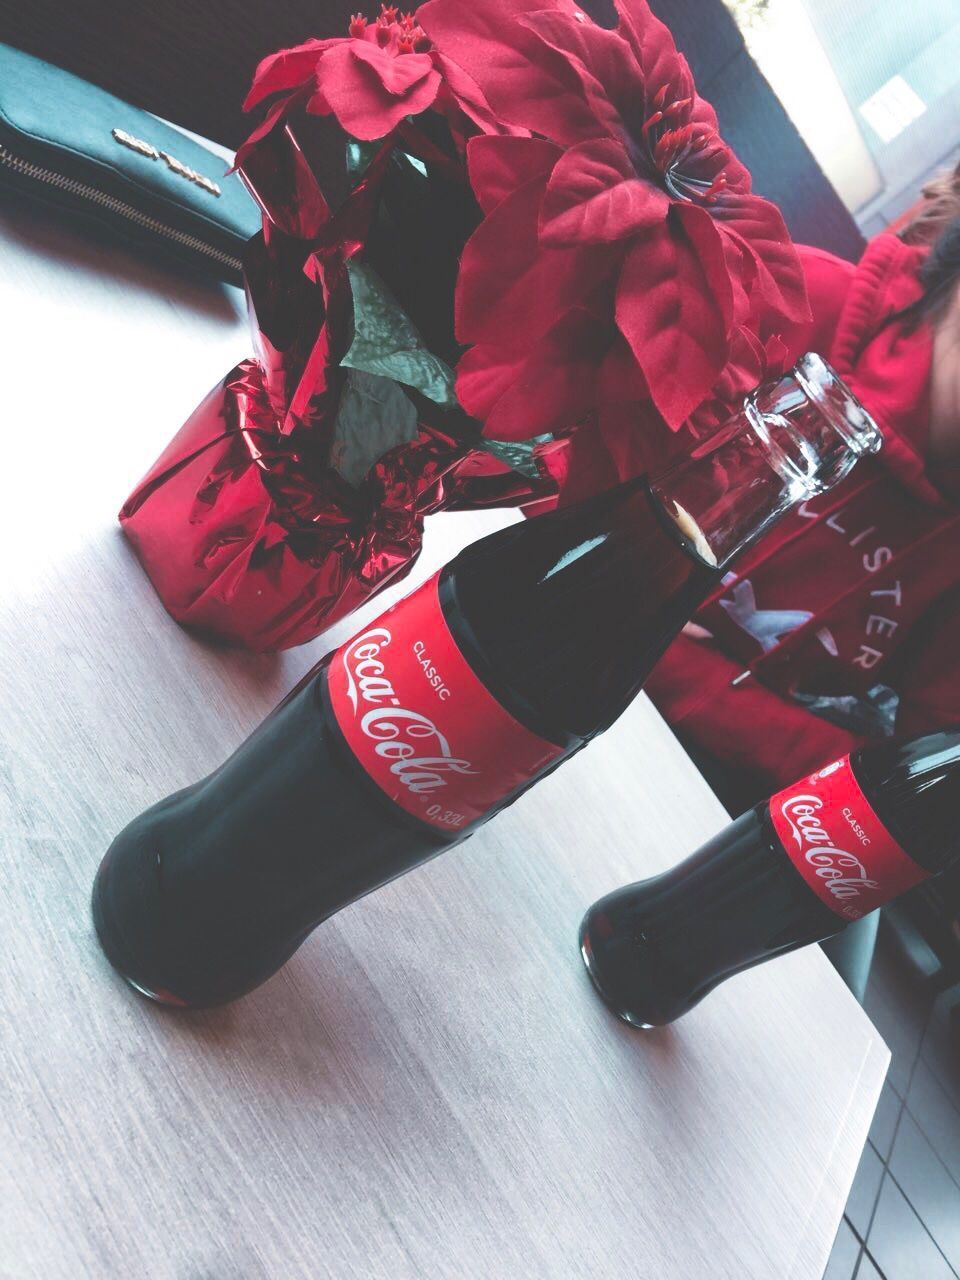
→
(580, 730, 960, 1028)
(93, 479, 719, 1007)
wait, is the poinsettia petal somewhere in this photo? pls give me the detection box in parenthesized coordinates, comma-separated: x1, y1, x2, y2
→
(432, 52, 517, 136)
(764, 333, 791, 370)
(687, 326, 766, 437)
(720, 329, 766, 402)
(419, 0, 605, 144)
(319, 43, 442, 140)
(553, 420, 623, 506)
(719, 226, 757, 318)
(686, 87, 720, 135)
(234, 94, 297, 174)
(684, 96, 752, 194)
(677, 127, 732, 184)
(460, 307, 612, 439)
(597, 333, 649, 405)
(615, 221, 730, 429)
(540, 137, 669, 246)
(672, 202, 735, 337)
(597, 399, 684, 484)
(456, 344, 523, 424)
(349, 40, 436, 95)
(614, 0, 691, 110)
(516, 10, 639, 141)
(244, 39, 343, 112)
(467, 135, 563, 215)
(671, 52, 697, 111)
(711, 192, 811, 328)
(457, 171, 620, 346)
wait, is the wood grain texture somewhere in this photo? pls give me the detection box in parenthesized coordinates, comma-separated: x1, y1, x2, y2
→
(0, 193, 888, 1280)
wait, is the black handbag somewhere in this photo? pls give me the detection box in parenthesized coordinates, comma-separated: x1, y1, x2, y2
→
(0, 43, 260, 283)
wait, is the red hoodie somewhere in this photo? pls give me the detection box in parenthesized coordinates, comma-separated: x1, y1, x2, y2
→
(646, 233, 960, 791)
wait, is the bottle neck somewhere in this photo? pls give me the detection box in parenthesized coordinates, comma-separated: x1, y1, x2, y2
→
(649, 417, 804, 569)
(445, 478, 719, 742)
(649, 353, 881, 568)
(855, 729, 960, 874)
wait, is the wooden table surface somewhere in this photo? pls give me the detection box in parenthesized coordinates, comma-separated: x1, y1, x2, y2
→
(0, 190, 889, 1280)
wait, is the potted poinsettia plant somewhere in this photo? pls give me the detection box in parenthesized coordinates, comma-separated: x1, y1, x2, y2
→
(119, 0, 809, 651)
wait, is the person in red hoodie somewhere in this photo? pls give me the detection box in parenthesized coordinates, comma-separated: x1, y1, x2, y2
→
(647, 192, 960, 809)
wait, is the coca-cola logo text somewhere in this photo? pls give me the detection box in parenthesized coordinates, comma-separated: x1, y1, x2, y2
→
(778, 791, 879, 918)
(341, 629, 477, 797)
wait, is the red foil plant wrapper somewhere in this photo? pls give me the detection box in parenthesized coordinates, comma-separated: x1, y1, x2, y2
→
(120, 0, 810, 650)
(120, 8, 563, 651)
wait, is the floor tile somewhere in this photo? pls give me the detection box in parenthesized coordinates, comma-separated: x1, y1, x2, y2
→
(868, 1081, 903, 1161)
(867, 1173, 955, 1280)
(907, 1058, 960, 1188)
(920, 984, 960, 1112)
(846, 1143, 885, 1240)
(855, 1252, 884, 1280)
(823, 1219, 862, 1280)
(862, 934, 934, 1097)
(888, 1111, 960, 1273)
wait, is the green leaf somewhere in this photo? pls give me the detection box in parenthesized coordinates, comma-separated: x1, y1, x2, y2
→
(330, 369, 419, 487)
(342, 260, 457, 408)
(478, 434, 553, 481)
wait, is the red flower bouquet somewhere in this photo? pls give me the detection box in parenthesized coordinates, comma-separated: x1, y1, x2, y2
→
(120, 0, 810, 651)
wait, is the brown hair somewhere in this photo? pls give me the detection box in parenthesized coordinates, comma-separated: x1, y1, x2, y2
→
(898, 159, 960, 248)
(890, 162, 960, 330)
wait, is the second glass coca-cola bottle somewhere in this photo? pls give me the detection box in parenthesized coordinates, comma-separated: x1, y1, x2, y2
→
(580, 730, 960, 1027)
(93, 353, 881, 1007)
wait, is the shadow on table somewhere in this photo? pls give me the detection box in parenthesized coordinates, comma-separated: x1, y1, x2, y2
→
(102, 932, 429, 1107)
(111, 528, 290, 694)
(0, 188, 243, 323)
(131, 921, 687, 1114)
(5, 518, 695, 1123)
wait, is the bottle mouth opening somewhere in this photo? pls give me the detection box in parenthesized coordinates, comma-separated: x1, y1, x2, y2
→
(748, 352, 883, 499)
(794, 352, 882, 460)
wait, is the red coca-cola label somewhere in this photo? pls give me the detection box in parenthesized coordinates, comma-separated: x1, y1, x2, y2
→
(769, 755, 930, 920)
(327, 573, 565, 832)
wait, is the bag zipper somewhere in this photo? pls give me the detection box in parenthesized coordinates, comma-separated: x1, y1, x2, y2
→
(0, 142, 242, 274)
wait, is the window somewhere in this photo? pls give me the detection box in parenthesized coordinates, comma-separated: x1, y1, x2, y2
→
(725, 0, 960, 234)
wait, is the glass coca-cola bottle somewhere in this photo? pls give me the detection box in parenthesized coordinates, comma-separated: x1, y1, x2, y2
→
(581, 730, 960, 1027)
(93, 354, 880, 1007)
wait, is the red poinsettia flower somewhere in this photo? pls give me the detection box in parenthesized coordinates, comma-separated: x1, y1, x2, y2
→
(240, 4, 505, 156)
(419, 0, 811, 438)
